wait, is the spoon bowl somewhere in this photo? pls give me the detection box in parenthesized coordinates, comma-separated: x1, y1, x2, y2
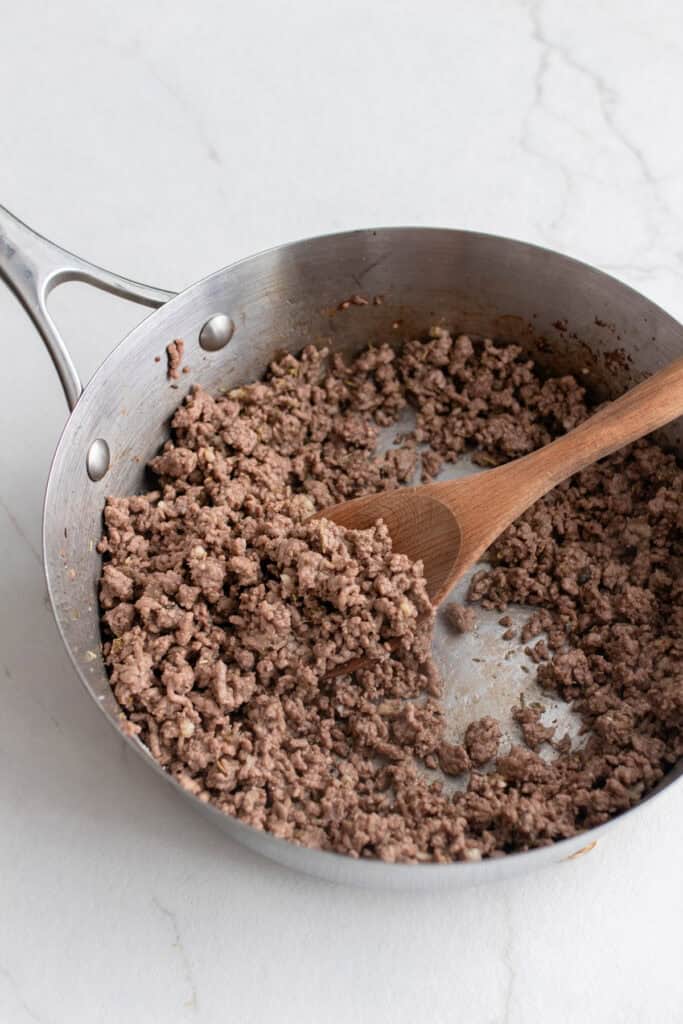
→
(320, 490, 463, 603)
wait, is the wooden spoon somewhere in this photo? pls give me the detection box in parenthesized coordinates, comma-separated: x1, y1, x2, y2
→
(318, 356, 683, 605)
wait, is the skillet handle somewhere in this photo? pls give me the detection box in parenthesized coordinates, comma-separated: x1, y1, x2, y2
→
(0, 205, 175, 411)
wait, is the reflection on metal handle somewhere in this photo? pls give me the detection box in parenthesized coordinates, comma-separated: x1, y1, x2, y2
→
(0, 205, 175, 411)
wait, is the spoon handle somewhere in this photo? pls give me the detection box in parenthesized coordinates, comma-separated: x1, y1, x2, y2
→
(511, 353, 683, 490)
(428, 354, 683, 568)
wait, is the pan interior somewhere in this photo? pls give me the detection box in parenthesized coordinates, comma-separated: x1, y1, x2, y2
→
(373, 406, 583, 788)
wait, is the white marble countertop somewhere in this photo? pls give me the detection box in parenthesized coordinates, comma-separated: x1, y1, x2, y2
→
(2, 1, 683, 1021)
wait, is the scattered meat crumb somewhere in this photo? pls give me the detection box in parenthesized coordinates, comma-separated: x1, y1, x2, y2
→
(513, 705, 555, 750)
(438, 742, 470, 776)
(554, 733, 572, 755)
(445, 602, 477, 634)
(421, 450, 444, 481)
(465, 716, 501, 766)
(166, 339, 185, 380)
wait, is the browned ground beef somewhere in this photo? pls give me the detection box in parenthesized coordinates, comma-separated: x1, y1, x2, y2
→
(98, 330, 683, 863)
(444, 601, 478, 634)
(464, 716, 502, 767)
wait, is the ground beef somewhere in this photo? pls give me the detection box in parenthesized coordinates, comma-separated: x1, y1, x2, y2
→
(98, 330, 683, 863)
(444, 601, 477, 634)
(166, 338, 185, 380)
(420, 449, 444, 481)
(513, 704, 556, 750)
(438, 741, 471, 776)
(465, 716, 502, 766)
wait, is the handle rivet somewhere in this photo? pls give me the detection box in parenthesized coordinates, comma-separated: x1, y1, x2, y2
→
(199, 314, 234, 352)
(87, 438, 110, 482)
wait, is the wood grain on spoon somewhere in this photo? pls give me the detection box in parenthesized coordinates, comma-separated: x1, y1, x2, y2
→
(318, 355, 683, 607)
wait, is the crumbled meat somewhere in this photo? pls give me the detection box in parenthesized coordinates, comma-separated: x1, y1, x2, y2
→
(438, 742, 470, 776)
(513, 704, 556, 750)
(166, 338, 185, 380)
(465, 716, 502, 766)
(497, 745, 551, 784)
(444, 601, 477, 634)
(99, 330, 683, 863)
(421, 450, 443, 481)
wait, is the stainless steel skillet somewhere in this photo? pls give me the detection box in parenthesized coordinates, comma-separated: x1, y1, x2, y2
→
(1, 204, 681, 890)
